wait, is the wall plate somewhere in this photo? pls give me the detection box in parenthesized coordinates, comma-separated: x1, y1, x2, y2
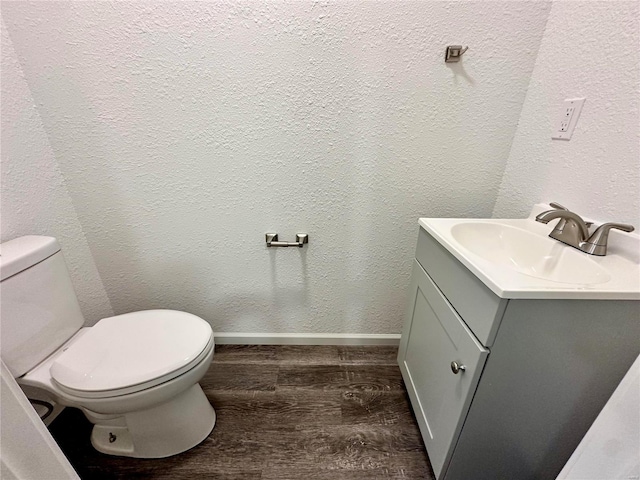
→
(552, 98, 586, 140)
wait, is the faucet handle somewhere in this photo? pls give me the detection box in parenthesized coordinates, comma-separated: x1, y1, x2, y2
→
(547, 202, 593, 228)
(549, 202, 568, 210)
(583, 222, 635, 256)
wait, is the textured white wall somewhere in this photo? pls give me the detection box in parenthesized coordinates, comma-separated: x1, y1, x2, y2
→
(493, 1, 639, 227)
(2, 1, 550, 333)
(0, 21, 113, 324)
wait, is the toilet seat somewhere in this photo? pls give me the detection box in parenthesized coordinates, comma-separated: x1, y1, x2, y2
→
(50, 310, 213, 399)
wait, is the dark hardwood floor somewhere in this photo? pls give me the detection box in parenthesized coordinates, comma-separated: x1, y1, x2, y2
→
(49, 345, 434, 479)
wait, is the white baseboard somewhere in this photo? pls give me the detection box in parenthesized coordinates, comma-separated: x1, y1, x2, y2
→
(212, 332, 401, 346)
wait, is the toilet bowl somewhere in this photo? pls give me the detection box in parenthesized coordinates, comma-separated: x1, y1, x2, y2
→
(0, 236, 216, 458)
(19, 310, 217, 458)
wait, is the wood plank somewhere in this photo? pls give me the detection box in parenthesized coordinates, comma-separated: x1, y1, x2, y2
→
(208, 390, 342, 428)
(277, 365, 405, 392)
(341, 391, 418, 427)
(212, 344, 279, 364)
(200, 363, 278, 391)
(262, 464, 434, 480)
(274, 345, 341, 365)
(212, 345, 342, 365)
(337, 346, 399, 365)
(258, 424, 429, 471)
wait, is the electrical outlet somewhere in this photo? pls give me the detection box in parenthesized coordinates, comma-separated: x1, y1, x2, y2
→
(552, 98, 586, 140)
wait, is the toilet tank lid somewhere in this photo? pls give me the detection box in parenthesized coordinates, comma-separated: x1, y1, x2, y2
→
(0, 236, 60, 281)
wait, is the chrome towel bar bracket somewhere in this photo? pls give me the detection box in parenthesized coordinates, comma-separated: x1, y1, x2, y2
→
(266, 233, 309, 248)
(445, 45, 468, 63)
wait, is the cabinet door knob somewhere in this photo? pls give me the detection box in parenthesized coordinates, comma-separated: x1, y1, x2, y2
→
(451, 361, 466, 374)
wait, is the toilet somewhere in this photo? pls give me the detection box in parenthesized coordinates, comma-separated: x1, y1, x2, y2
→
(0, 235, 217, 458)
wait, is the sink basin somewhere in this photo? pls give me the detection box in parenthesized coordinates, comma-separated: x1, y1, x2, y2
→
(450, 222, 611, 285)
(418, 204, 639, 299)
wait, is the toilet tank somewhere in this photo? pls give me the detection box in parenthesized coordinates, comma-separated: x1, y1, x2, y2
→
(0, 236, 85, 378)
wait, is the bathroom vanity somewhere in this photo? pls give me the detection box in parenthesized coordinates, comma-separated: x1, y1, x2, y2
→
(398, 206, 640, 480)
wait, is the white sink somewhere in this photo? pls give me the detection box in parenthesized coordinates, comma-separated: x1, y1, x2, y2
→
(418, 204, 640, 300)
(450, 222, 611, 285)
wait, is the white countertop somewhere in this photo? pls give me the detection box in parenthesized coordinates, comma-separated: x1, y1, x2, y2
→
(418, 205, 640, 300)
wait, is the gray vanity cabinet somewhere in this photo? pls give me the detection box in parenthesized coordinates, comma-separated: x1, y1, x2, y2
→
(398, 227, 640, 480)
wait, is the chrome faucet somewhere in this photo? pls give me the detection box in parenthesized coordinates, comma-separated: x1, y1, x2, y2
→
(535, 202, 635, 256)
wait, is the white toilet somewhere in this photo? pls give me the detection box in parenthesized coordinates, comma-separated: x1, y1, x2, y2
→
(0, 235, 217, 458)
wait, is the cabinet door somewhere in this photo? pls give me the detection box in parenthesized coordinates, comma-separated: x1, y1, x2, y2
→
(398, 260, 489, 479)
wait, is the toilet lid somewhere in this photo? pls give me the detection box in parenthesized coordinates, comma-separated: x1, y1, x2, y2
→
(50, 310, 212, 395)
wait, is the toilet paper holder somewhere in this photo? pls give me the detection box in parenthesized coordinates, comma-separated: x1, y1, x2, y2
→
(265, 233, 309, 248)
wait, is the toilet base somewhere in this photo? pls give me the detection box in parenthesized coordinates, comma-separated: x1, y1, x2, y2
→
(86, 384, 216, 458)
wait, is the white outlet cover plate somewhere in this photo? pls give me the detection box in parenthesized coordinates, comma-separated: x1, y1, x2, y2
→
(552, 97, 586, 140)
